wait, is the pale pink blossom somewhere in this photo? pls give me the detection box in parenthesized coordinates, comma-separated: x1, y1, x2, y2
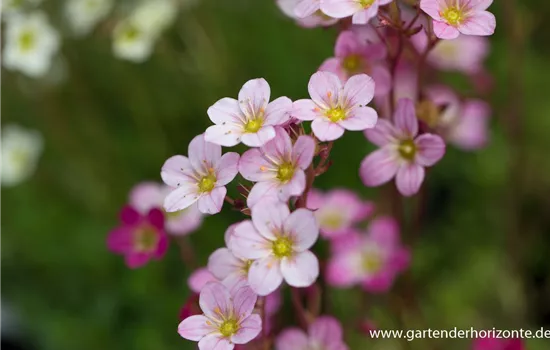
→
(230, 200, 320, 296)
(276, 316, 348, 350)
(188, 268, 219, 294)
(161, 134, 239, 215)
(307, 188, 374, 239)
(107, 206, 168, 268)
(426, 85, 491, 150)
(293, 71, 378, 141)
(420, 0, 496, 39)
(277, 0, 338, 28)
(374, 61, 418, 119)
(129, 182, 203, 236)
(326, 217, 410, 292)
(472, 337, 524, 350)
(178, 281, 262, 350)
(319, 30, 391, 96)
(205, 78, 293, 147)
(321, 0, 394, 25)
(239, 127, 315, 207)
(360, 98, 445, 196)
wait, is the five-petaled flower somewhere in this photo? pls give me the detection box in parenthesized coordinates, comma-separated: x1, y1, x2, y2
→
(107, 205, 168, 268)
(276, 316, 349, 350)
(420, 0, 496, 39)
(205, 78, 293, 147)
(293, 71, 378, 141)
(321, 0, 394, 25)
(238, 127, 315, 207)
(360, 98, 445, 196)
(178, 281, 262, 350)
(230, 200, 320, 296)
(161, 134, 240, 214)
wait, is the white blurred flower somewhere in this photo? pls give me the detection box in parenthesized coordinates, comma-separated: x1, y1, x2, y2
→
(112, 0, 179, 62)
(1, 124, 44, 187)
(2, 0, 43, 17)
(65, 0, 114, 36)
(3, 11, 60, 77)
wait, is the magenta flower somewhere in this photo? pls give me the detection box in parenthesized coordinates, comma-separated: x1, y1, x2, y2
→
(188, 267, 219, 294)
(107, 206, 168, 268)
(326, 217, 410, 292)
(360, 98, 445, 196)
(230, 200, 320, 296)
(321, 0, 394, 25)
(161, 134, 239, 215)
(426, 85, 491, 150)
(472, 337, 524, 350)
(129, 182, 203, 236)
(420, 0, 496, 39)
(307, 188, 374, 239)
(275, 316, 348, 350)
(277, 0, 339, 28)
(293, 71, 378, 141)
(205, 78, 293, 147)
(178, 281, 262, 350)
(239, 127, 315, 207)
(319, 30, 391, 96)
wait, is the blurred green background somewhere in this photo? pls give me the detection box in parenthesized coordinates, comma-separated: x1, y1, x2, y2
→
(2, 0, 550, 349)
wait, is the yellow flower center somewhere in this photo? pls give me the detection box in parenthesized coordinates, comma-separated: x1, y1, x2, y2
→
(342, 54, 364, 75)
(363, 253, 382, 273)
(359, 0, 375, 8)
(326, 107, 346, 123)
(219, 319, 239, 338)
(398, 139, 417, 161)
(415, 100, 440, 128)
(133, 227, 159, 252)
(244, 118, 264, 133)
(122, 24, 140, 42)
(276, 162, 295, 183)
(198, 173, 217, 193)
(18, 30, 36, 52)
(442, 7, 464, 26)
(320, 212, 344, 230)
(242, 260, 253, 274)
(272, 237, 293, 258)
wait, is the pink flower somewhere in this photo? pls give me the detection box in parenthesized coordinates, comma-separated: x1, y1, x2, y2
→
(230, 200, 320, 296)
(161, 134, 239, 215)
(321, 0, 394, 25)
(426, 85, 491, 150)
(472, 337, 524, 350)
(129, 182, 203, 236)
(178, 281, 262, 350)
(293, 71, 378, 141)
(239, 127, 315, 207)
(420, 0, 496, 39)
(277, 0, 339, 28)
(326, 217, 410, 292)
(360, 98, 445, 196)
(188, 267, 219, 294)
(107, 206, 168, 268)
(205, 78, 293, 147)
(319, 30, 391, 96)
(412, 31, 489, 74)
(275, 316, 348, 350)
(307, 188, 374, 239)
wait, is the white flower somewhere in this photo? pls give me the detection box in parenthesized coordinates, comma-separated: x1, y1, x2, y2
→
(130, 0, 178, 38)
(3, 11, 60, 77)
(2, 0, 43, 17)
(1, 124, 44, 187)
(65, 0, 114, 36)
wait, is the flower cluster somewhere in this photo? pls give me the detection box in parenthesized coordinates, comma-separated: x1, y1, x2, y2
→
(106, 1, 498, 349)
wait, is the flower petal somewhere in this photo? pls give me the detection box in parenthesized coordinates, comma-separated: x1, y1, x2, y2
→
(415, 134, 445, 167)
(459, 11, 496, 36)
(107, 227, 133, 254)
(252, 200, 290, 240)
(321, 0, 361, 19)
(240, 126, 277, 147)
(326, 251, 363, 287)
(450, 100, 490, 150)
(433, 21, 460, 39)
(197, 186, 226, 214)
(281, 250, 319, 287)
(334, 30, 361, 58)
(275, 328, 309, 350)
(343, 74, 375, 108)
(125, 252, 151, 268)
(278, 169, 306, 201)
(231, 220, 272, 260)
(394, 98, 418, 137)
(164, 185, 200, 212)
(292, 99, 320, 121)
(232, 314, 262, 344)
(239, 148, 276, 182)
(468, 0, 493, 11)
(294, 0, 320, 18)
(129, 182, 163, 213)
(216, 152, 240, 186)
(264, 96, 293, 126)
(231, 285, 258, 320)
(188, 134, 222, 174)
(307, 71, 342, 109)
(238, 78, 271, 117)
(419, 0, 444, 20)
(208, 248, 243, 280)
(309, 316, 344, 345)
(188, 268, 218, 293)
(311, 118, 345, 141)
(248, 256, 284, 296)
(351, 4, 378, 25)
(371, 65, 392, 96)
(367, 216, 400, 247)
(161, 155, 194, 188)
(395, 163, 425, 196)
(147, 208, 165, 229)
(339, 106, 378, 131)
(292, 135, 315, 169)
(364, 118, 398, 147)
(284, 208, 319, 252)
(120, 205, 141, 225)
(319, 58, 347, 83)
(198, 333, 234, 350)
(246, 181, 279, 208)
(207, 97, 243, 125)
(359, 147, 400, 187)
(204, 124, 243, 147)
(199, 281, 232, 319)
(178, 315, 215, 341)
